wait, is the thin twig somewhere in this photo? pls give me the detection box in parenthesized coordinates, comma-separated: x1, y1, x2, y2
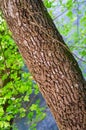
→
(73, 53, 86, 63)
(53, 9, 67, 21)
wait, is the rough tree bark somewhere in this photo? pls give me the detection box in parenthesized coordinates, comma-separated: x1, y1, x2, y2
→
(0, 0, 86, 130)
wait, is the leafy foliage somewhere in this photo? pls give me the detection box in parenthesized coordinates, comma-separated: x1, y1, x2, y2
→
(0, 12, 45, 130)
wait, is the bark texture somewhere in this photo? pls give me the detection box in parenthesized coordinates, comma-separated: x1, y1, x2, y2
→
(0, 0, 86, 130)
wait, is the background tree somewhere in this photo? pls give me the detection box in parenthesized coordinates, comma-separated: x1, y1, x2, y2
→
(0, 0, 86, 130)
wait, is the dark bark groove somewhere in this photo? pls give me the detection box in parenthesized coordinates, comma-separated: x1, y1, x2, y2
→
(0, 0, 86, 130)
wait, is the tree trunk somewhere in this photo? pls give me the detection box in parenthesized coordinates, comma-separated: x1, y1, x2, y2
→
(0, 0, 86, 129)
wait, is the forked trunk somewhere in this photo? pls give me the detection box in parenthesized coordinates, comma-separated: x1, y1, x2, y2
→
(0, 0, 86, 130)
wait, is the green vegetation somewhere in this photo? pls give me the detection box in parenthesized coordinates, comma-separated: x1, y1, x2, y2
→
(44, 0, 86, 78)
(0, 12, 45, 130)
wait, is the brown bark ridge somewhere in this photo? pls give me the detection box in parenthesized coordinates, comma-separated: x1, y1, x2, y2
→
(0, 0, 86, 130)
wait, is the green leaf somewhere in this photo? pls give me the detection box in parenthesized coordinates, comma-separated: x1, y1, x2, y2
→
(28, 112, 34, 120)
(0, 107, 4, 116)
(30, 104, 37, 111)
(66, 11, 73, 18)
(44, 0, 54, 8)
(24, 95, 29, 101)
